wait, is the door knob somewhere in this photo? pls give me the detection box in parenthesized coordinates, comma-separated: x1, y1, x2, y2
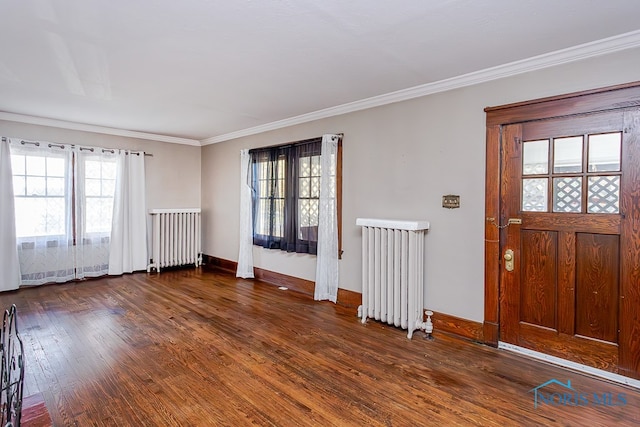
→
(504, 249, 514, 271)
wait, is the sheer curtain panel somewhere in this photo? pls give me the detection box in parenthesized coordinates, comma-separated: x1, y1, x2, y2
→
(237, 149, 255, 278)
(108, 150, 148, 274)
(0, 139, 20, 291)
(75, 149, 117, 278)
(10, 140, 75, 285)
(314, 134, 339, 303)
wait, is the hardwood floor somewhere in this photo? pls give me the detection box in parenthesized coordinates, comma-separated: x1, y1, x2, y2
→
(2, 269, 639, 426)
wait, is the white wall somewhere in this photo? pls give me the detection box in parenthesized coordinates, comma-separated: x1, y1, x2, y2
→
(201, 47, 640, 323)
(0, 121, 202, 210)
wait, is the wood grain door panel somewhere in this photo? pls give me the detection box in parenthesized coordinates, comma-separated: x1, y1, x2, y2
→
(575, 233, 619, 343)
(520, 230, 557, 329)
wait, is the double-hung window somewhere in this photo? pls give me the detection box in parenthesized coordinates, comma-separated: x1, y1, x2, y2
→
(11, 149, 69, 239)
(250, 136, 341, 256)
(79, 153, 117, 235)
(10, 141, 118, 284)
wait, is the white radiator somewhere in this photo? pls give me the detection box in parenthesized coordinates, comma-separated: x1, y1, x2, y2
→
(356, 218, 430, 339)
(147, 209, 202, 272)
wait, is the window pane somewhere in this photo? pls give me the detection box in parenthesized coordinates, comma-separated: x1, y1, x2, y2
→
(257, 179, 265, 196)
(11, 155, 25, 175)
(308, 199, 318, 226)
(523, 140, 549, 175)
(299, 199, 311, 226)
(588, 133, 621, 172)
(311, 155, 321, 176)
(273, 199, 284, 237)
(86, 197, 114, 233)
(522, 178, 548, 212)
(12, 176, 25, 196)
(47, 177, 65, 196)
(257, 162, 267, 180)
(588, 176, 619, 214)
(14, 198, 44, 237)
(47, 157, 65, 177)
(26, 176, 46, 196)
(554, 136, 583, 173)
(273, 178, 283, 198)
(311, 177, 320, 198)
(85, 160, 102, 179)
(26, 156, 46, 176)
(553, 177, 582, 212)
(102, 179, 115, 196)
(256, 199, 268, 235)
(299, 157, 310, 178)
(299, 177, 310, 198)
(45, 197, 65, 235)
(298, 199, 318, 240)
(86, 178, 101, 196)
(102, 161, 116, 179)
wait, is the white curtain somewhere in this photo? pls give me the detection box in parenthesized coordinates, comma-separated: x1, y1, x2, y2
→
(108, 150, 147, 274)
(315, 134, 339, 302)
(0, 139, 20, 291)
(75, 148, 118, 278)
(11, 140, 76, 285)
(236, 149, 254, 278)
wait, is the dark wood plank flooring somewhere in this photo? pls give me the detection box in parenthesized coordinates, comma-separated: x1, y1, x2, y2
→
(2, 269, 639, 426)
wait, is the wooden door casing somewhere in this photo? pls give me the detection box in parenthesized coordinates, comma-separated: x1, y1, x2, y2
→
(484, 82, 640, 379)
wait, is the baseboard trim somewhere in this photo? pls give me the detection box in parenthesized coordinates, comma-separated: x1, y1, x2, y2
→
(499, 342, 640, 390)
(202, 254, 236, 274)
(429, 311, 484, 342)
(202, 255, 361, 308)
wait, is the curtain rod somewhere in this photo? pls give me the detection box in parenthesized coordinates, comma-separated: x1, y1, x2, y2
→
(1, 136, 153, 156)
(248, 133, 343, 153)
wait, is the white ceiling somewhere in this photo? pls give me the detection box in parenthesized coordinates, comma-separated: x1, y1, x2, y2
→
(2, 0, 640, 145)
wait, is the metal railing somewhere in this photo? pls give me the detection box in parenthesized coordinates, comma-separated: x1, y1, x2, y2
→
(1, 305, 24, 427)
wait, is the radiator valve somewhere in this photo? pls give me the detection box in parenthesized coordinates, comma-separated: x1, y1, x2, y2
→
(424, 310, 434, 340)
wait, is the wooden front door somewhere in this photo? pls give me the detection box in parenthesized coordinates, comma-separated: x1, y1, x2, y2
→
(500, 111, 630, 371)
(485, 83, 640, 379)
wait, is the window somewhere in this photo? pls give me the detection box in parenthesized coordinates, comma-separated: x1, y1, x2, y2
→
(11, 149, 117, 239)
(521, 132, 622, 213)
(252, 147, 287, 244)
(9, 140, 120, 285)
(11, 150, 69, 238)
(250, 136, 342, 255)
(81, 155, 117, 234)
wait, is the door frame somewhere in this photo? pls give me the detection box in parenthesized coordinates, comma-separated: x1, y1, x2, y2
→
(484, 81, 640, 378)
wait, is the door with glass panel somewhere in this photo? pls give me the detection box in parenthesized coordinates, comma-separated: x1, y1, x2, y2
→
(500, 110, 629, 371)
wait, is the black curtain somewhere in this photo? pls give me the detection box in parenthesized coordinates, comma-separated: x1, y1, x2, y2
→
(250, 138, 321, 255)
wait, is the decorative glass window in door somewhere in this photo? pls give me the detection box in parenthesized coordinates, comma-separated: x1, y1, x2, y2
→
(521, 132, 621, 214)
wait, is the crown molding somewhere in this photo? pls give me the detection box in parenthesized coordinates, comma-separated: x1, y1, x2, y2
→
(0, 112, 201, 146)
(202, 29, 640, 145)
